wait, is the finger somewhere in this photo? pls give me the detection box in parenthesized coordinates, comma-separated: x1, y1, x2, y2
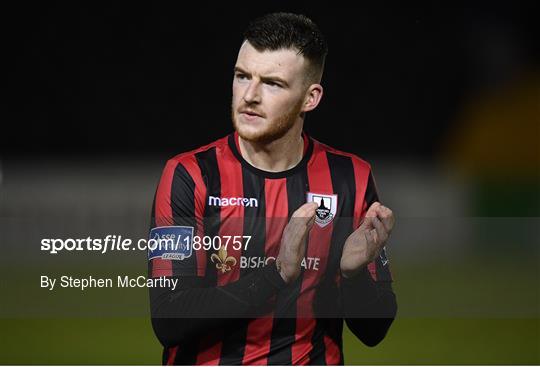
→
(383, 207, 395, 232)
(375, 206, 394, 233)
(304, 201, 320, 215)
(287, 202, 319, 237)
(365, 201, 382, 217)
(306, 213, 316, 230)
(292, 202, 319, 219)
(371, 216, 388, 244)
(375, 205, 391, 216)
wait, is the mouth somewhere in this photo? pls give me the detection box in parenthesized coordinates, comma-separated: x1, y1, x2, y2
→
(239, 109, 264, 121)
(240, 109, 263, 117)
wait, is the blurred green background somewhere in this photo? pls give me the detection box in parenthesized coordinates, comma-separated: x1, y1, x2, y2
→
(1, 256, 538, 365)
(0, 317, 538, 365)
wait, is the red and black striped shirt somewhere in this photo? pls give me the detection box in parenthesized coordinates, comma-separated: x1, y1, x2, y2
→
(149, 132, 396, 365)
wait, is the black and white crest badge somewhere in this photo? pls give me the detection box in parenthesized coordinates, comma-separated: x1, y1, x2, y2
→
(307, 192, 337, 228)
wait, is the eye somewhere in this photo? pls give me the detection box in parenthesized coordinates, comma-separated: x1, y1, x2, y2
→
(235, 73, 248, 81)
(265, 81, 281, 88)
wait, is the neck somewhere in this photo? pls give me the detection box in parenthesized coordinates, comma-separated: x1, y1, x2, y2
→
(238, 123, 305, 172)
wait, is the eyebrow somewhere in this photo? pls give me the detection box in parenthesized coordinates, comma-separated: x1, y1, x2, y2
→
(234, 66, 289, 87)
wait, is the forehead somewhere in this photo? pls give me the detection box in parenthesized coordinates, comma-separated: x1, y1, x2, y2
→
(235, 41, 306, 78)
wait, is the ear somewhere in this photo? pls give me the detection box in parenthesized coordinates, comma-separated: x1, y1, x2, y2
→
(302, 84, 324, 112)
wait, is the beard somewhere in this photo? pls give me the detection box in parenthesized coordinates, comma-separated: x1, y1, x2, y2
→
(232, 98, 304, 145)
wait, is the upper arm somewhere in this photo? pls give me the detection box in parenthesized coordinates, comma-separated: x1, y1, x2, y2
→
(149, 158, 207, 278)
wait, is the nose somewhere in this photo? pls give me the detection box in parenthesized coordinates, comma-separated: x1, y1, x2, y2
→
(242, 80, 261, 104)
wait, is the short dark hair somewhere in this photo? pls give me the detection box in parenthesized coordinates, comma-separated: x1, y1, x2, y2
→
(243, 12, 328, 83)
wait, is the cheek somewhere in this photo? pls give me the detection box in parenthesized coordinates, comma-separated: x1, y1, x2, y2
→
(231, 86, 243, 106)
(269, 95, 300, 115)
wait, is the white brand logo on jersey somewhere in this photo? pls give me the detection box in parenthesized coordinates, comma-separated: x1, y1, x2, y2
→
(208, 196, 258, 207)
(307, 192, 338, 227)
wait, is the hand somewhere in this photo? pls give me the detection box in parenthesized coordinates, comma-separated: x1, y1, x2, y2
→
(276, 202, 318, 284)
(340, 202, 394, 279)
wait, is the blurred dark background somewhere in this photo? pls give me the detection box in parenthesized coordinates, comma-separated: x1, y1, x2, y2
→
(3, 2, 538, 158)
(1, 2, 539, 365)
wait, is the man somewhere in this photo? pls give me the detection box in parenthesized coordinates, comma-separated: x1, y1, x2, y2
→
(148, 12, 397, 365)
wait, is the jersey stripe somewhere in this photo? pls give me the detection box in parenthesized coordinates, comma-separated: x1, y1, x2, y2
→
(166, 346, 178, 365)
(169, 162, 199, 276)
(351, 158, 371, 229)
(267, 168, 309, 365)
(148, 192, 158, 278)
(200, 140, 246, 365)
(323, 332, 341, 364)
(198, 334, 224, 366)
(291, 141, 335, 364)
(324, 152, 359, 364)
(215, 143, 244, 286)
(195, 147, 222, 286)
(243, 177, 288, 365)
(307, 320, 326, 365)
(152, 158, 178, 277)
(178, 155, 208, 277)
(240, 168, 267, 271)
(194, 147, 224, 365)
(219, 167, 267, 365)
(150, 191, 157, 229)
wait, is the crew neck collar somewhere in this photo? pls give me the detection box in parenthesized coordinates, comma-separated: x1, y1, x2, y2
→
(228, 131, 313, 179)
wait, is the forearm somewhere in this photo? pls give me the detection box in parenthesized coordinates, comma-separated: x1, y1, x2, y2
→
(150, 263, 286, 347)
(341, 266, 397, 346)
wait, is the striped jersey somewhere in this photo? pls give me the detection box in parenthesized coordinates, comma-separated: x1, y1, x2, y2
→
(149, 132, 392, 365)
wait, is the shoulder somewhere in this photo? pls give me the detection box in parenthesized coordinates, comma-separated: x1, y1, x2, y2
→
(310, 137, 373, 176)
(168, 135, 229, 166)
(160, 135, 229, 175)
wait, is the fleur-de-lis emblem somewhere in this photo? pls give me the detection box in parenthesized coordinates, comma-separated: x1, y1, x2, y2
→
(210, 247, 237, 273)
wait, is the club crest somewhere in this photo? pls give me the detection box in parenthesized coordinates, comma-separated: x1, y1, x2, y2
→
(307, 192, 337, 228)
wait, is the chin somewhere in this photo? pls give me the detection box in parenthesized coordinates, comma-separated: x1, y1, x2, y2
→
(233, 115, 265, 141)
(236, 125, 268, 143)
(238, 127, 291, 145)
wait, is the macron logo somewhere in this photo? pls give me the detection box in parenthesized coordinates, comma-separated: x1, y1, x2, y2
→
(208, 196, 258, 207)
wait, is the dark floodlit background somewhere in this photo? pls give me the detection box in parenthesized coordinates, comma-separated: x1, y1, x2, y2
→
(2, 2, 539, 365)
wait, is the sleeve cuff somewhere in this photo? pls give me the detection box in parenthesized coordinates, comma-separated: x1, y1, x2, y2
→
(261, 262, 288, 290)
(341, 266, 378, 302)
